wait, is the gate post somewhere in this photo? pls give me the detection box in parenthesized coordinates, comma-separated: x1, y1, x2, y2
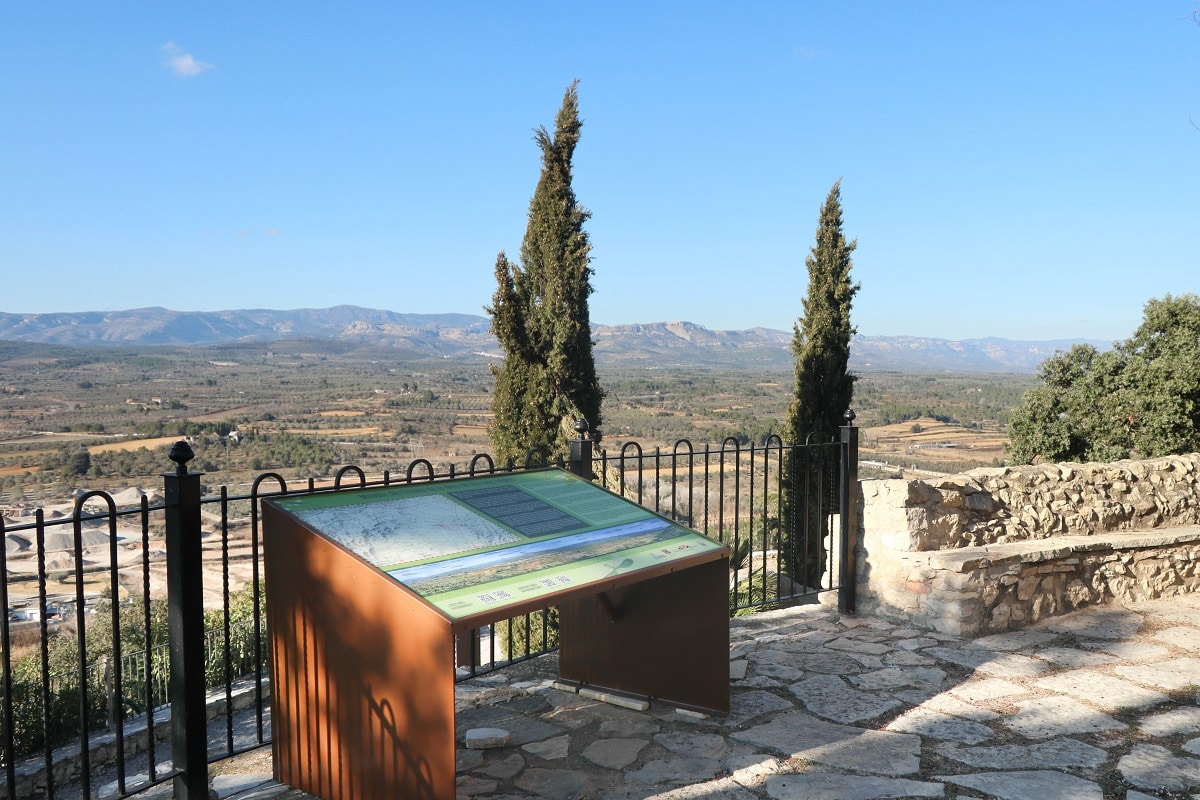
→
(568, 419, 594, 480)
(838, 411, 860, 614)
(163, 441, 208, 800)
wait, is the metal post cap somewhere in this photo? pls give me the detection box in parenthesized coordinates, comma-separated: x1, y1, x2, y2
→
(168, 440, 195, 474)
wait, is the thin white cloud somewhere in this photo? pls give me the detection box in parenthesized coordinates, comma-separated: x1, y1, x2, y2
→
(791, 45, 825, 61)
(162, 41, 214, 77)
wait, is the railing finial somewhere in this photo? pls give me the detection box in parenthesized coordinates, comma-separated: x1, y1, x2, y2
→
(168, 440, 195, 476)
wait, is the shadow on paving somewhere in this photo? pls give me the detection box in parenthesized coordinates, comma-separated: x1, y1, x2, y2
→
(123, 595, 1200, 800)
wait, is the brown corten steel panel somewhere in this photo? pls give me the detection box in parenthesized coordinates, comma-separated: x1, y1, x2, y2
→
(558, 556, 731, 714)
(263, 503, 457, 800)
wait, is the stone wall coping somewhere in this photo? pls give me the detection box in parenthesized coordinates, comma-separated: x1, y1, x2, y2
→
(918, 525, 1200, 573)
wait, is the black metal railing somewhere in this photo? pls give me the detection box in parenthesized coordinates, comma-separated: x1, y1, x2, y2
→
(0, 425, 857, 800)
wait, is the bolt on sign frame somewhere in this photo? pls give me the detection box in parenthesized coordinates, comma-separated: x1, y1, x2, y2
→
(262, 467, 730, 800)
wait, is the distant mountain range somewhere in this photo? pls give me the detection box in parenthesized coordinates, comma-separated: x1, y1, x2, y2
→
(0, 306, 1108, 373)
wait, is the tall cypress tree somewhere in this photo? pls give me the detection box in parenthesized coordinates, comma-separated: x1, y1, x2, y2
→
(487, 81, 603, 465)
(782, 180, 859, 588)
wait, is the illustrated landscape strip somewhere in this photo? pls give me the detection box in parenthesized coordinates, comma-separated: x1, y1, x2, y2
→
(425, 531, 724, 619)
(387, 518, 673, 594)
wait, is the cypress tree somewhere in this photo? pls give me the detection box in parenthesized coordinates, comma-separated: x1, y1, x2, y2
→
(782, 181, 859, 589)
(487, 81, 603, 465)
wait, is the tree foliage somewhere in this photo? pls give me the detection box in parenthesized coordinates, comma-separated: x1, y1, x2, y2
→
(782, 181, 859, 589)
(487, 81, 603, 464)
(1008, 293, 1200, 464)
(785, 181, 859, 445)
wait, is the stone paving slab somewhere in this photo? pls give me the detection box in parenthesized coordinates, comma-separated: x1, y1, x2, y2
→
(1033, 606, 1144, 639)
(1033, 669, 1171, 710)
(937, 738, 1109, 769)
(1115, 656, 1200, 691)
(731, 711, 922, 776)
(937, 769, 1105, 799)
(1004, 695, 1128, 738)
(1153, 625, 1200, 651)
(152, 596, 1200, 800)
(1081, 638, 1173, 661)
(1118, 743, 1200, 791)
(884, 707, 995, 744)
(763, 772, 944, 799)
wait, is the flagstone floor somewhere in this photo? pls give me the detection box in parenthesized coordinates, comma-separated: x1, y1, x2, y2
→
(141, 595, 1200, 800)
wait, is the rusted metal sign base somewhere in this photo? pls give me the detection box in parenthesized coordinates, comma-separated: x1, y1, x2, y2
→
(265, 504, 457, 800)
(558, 557, 730, 715)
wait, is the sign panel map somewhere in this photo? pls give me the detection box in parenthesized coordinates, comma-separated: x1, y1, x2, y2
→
(273, 469, 723, 620)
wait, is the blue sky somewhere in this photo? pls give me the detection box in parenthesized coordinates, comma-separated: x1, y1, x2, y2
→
(3, 2, 1197, 342)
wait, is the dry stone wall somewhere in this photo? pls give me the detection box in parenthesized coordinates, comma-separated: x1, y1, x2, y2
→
(857, 454, 1200, 635)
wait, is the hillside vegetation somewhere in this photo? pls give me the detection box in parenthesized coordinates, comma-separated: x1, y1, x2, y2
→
(0, 340, 1036, 500)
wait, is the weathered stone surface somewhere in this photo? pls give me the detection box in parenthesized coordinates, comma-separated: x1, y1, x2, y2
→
(625, 757, 721, 785)
(457, 748, 486, 770)
(948, 677, 1028, 702)
(653, 731, 727, 760)
(723, 747, 780, 786)
(789, 674, 902, 723)
(1115, 657, 1200, 691)
(1004, 695, 1127, 738)
(455, 774, 499, 796)
(459, 696, 564, 745)
(1139, 706, 1200, 737)
(628, 775, 757, 799)
(1082, 639, 1172, 660)
(1152, 625, 1200, 651)
(1030, 646, 1119, 668)
(764, 772, 943, 799)
(1118, 743, 1200, 791)
(938, 769, 1104, 799)
(1037, 608, 1145, 640)
(884, 708, 993, 744)
(967, 629, 1059, 651)
(846, 667, 914, 690)
(737, 675, 783, 689)
(478, 752, 526, 779)
(910, 691, 1002, 721)
(599, 717, 660, 737)
(938, 738, 1108, 769)
(751, 662, 804, 681)
(1033, 670, 1169, 710)
(732, 711, 922, 776)
(515, 767, 597, 799)
(726, 689, 795, 724)
(522, 734, 571, 761)
(895, 636, 940, 650)
(824, 637, 894, 655)
(581, 738, 647, 770)
(926, 647, 1049, 678)
(464, 727, 511, 749)
(755, 650, 865, 675)
(884, 649, 937, 666)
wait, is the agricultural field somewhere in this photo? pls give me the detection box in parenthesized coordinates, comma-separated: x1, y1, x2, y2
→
(0, 339, 1039, 501)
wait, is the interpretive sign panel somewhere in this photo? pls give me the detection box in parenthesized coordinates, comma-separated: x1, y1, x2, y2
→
(271, 469, 724, 621)
(264, 467, 730, 800)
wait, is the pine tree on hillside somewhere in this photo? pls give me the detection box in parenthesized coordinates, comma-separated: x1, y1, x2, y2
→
(487, 81, 603, 465)
(783, 180, 859, 589)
